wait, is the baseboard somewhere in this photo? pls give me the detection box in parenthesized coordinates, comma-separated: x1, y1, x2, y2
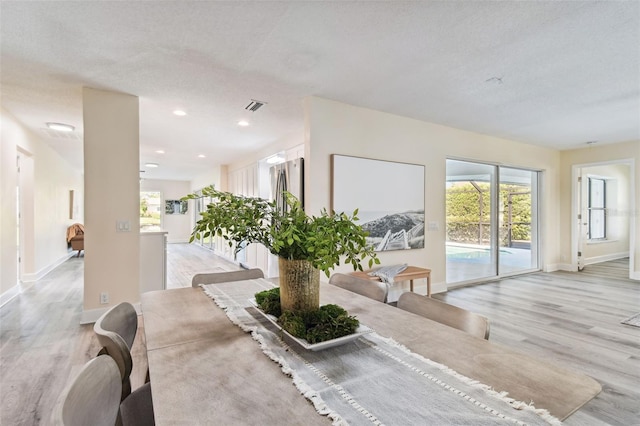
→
(630, 270, 640, 281)
(0, 284, 21, 308)
(551, 263, 577, 272)
(80, 307, 110, 324)
(80, 302, 142, 324)
(583, 252, 629, 266)
(21, 251, 76, 283)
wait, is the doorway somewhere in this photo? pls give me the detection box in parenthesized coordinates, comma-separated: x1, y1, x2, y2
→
(572, 160, 634, 277)
(445, 159, 540, 285)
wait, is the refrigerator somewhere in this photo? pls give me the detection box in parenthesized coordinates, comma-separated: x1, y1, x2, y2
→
(269, 158, 304, 211)
(267, 158, 304, 277)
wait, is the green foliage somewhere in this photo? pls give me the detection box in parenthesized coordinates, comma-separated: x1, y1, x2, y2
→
(255, 288, 281, 318)
(273, 301, 360, 343)
(446, 182, 532, 244)
(183, 185, 379, 277)
(278, 311, 307, 338)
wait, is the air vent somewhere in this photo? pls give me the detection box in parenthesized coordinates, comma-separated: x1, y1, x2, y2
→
(40, 128, 82, 141)
(245, 99, 267, 112)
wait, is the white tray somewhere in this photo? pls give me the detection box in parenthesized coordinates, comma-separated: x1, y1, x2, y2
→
(248, 299, 373, 351)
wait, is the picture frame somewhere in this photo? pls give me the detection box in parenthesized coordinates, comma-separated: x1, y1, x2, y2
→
(165, 199, 188, 215)
(331, 154, 425, 251)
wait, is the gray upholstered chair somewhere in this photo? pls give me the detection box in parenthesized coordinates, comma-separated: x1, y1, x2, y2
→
(191, 268, 264, 287)
(94, 302, 155, 425)
(328, 273, 388, 303)
(397, 292, 490, 340)
(52, 355, 122, 426)
(94, 302, 138, 400)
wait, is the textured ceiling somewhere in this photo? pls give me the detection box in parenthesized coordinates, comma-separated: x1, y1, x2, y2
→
(1, 1, 639, 180)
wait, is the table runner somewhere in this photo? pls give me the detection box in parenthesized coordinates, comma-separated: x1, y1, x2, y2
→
(202, 281, 562, 426)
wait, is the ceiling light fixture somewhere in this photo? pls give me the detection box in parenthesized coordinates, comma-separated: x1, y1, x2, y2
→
(586, 141, 598, 145)
(155, 150, 165, 154)
(237, 120, 249, 127)
(145, 163, 159, 168)
(198, 154, 206, 158)
(173, 110, 187, 116)
(46, 122, 75, 132)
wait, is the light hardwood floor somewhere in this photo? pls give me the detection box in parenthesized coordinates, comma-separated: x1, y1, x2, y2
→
(1, 245, 638, 425)
(435, 258, 640, 426)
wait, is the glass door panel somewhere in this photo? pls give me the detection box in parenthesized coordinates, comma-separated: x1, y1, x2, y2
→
(498, 168, 539, 274)
(446, 160, 497, 283)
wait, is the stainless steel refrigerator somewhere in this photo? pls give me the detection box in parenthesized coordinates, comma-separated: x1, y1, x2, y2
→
(269, 158, 304, 210)
(267, 158, 304, 277)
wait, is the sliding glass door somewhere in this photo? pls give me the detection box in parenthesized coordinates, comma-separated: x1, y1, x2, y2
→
(498, 167, 539, 275)
(446, 159, 539, 285)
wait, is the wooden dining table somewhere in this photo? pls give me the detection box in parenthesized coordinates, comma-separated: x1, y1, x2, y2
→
(141, 280, 601, 425)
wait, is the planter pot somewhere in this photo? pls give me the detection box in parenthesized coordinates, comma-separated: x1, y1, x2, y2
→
(278, 258, 320, 313)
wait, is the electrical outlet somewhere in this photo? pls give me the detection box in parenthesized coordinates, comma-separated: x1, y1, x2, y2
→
(100, 292, 109, 304)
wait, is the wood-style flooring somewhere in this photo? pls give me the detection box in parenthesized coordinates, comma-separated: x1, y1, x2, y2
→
(435, 257, 640, 426)
(0, 245, 638, 425)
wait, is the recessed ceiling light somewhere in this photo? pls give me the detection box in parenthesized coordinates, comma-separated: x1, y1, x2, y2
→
(198, 154, 206, 158)
(46, 122, 75, 132)
(173, 110, 187, 116)
(156, 150, 165, 154)
(145, 163, 159, 168)
(237, 120, 249, 127)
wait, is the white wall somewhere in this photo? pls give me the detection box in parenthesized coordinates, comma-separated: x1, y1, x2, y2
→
(190, 166, 222, 193)
(304, 97, 564, 294)
(1, 108, 84, 305)
(140, 179, 192, 243)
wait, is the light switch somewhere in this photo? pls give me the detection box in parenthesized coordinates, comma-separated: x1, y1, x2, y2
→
(428, 221, 439, 231)
(116, 220, 131, 232)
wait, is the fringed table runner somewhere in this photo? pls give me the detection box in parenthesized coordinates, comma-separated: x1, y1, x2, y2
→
(202, 281, 561, 426)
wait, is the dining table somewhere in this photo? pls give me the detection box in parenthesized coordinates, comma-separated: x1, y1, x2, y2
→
(141, 279, 601, 425)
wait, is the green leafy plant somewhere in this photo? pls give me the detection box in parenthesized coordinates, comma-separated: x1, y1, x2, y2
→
(183, 185, 379, 277)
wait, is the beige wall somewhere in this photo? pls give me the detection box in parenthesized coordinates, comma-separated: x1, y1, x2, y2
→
(560, 141, 640, 278)
(82, 88, 140, 320)
(140, 179, 192, 243)
(304, 97, 564, 291)
(1, 109, 84, 305)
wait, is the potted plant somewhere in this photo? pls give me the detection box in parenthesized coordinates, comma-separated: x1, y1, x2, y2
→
(183, 185, 379, 341)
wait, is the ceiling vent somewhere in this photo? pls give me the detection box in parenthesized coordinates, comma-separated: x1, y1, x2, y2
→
(245, 99, 267, 112)
(40, 128, 82, 141)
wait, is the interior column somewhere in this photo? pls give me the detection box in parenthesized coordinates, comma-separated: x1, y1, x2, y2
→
(82, 88, 140, 322)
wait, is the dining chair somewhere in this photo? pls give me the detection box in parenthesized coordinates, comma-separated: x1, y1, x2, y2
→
(328, 273, 388, 303)
(94, 303, 156, 425)
(191, 268, 265, 287)
(397, 292, 490, 340)
(52, 355, 122, 426)
(94, 302, 138, 400)
(119, 381, 155, 426)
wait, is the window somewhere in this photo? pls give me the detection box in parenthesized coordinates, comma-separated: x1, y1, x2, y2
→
(588, 178, 606, 240)
(140, 191, 162, 231)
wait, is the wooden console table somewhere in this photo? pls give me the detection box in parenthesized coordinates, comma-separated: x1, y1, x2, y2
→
(350, 265, 432, 296)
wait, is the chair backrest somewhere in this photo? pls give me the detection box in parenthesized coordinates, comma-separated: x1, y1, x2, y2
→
(397, 292, 490, 340)
(52, 355, 122, 426)
(94, 302, 138, 400)
(328, 273, 388, 303)
(191, 268, 265, 287)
